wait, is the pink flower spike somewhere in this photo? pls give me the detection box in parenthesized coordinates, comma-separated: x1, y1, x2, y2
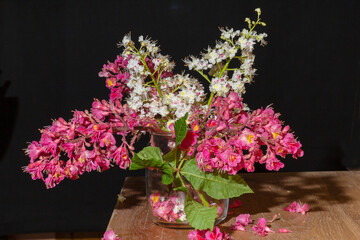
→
(278, 228, 292, 233)
(229, 200, 242, 209)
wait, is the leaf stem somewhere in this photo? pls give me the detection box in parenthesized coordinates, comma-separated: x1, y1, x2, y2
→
(196, 70, 211, 83)
(219, 58, 231, 77)
(194, 189, 210, 207)
(177, 157, 186, 172)
(207, 92, 214, 106)
(133, 48, 163, 99)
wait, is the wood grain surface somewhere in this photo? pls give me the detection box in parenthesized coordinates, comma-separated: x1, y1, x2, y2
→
(106, 171, 360, 240)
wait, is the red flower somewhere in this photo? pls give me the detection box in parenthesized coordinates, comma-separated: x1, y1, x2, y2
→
(179, 131, 198, 151)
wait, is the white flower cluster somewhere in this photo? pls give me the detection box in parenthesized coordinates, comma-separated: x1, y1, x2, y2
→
(116, 10, 266, 126)
(120, 34, 205, 122)
(210, 76, 230, 97)
(184, 25, 267, 98)
(162, 74, 205, 119)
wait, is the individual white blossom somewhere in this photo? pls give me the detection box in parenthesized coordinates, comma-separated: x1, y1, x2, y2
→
(121, 33, 131, 47)
(210, 76, 230, 97)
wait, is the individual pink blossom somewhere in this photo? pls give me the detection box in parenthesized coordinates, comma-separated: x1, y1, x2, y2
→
(109, 87, 124, 101)
(252, 217, 274, 236)
(153, 200, 174, 222)
(191, 120, 201, 133)
(278, 228, 292, 233)
(188, 229, 207, 240)
(102, 230, 122, 240)
(105, 77, 117, 88)
(296, 202, 310, 215)
(112, 146, 131, 169)
(238, 128, 257, 149)
(283, 201, 310, 215)
(205, 226, 231, 240)
(264, 153, 284, 171)
(27, 141, 44, 161)
(231, 214, 252, 231)
(188, 227, 231, 240)
(283, 201, 297, 213)
(99, 131, 116, 148)
(25, 160, 45, 180)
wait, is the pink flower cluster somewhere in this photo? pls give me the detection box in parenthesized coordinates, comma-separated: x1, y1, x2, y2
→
(194, 92, 303, 175)
(24, 98, 159, 188)
(98, 55, 131, 102)
(188, 226, 231, 240)
(149, 192, 187, 222)
(283, 201, 310, 215)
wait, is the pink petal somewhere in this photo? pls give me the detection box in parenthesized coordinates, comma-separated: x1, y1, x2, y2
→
(278, 228, 292, 233)
(296, 202, 310, 215)
(102, 230, 117, 240)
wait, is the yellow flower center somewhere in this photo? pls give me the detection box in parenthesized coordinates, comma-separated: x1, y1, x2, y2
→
(107, 79, 114, 86)
(245, 134, 254, 143)
(272, 132, 280, 139)
(152, 195, 159, 203)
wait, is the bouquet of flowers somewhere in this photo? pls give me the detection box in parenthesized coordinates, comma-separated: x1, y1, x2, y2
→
(24, 9, 303, 231)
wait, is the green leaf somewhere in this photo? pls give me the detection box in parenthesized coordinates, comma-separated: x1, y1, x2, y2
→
(129, 146, 174, 185)
(185, 194, 218, 230)
(163, 148, 181, 168)
(174, 113, 188, 146)
(180, 159, 253, 199)
(161, 173, 174, 185)
(129, 146, 162, 170)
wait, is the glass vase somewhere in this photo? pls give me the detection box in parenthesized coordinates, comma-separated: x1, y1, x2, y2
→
(145, 132, 229, 229)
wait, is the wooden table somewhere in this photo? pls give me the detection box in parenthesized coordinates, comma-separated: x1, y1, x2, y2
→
(106, 171, 360, 239)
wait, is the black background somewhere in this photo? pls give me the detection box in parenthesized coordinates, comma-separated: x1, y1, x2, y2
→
(0, 0, 359, 235)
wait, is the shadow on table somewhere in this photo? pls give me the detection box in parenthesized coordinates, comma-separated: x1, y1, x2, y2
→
(228, 172, 352, 218)
(115, 176, 146, 210)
